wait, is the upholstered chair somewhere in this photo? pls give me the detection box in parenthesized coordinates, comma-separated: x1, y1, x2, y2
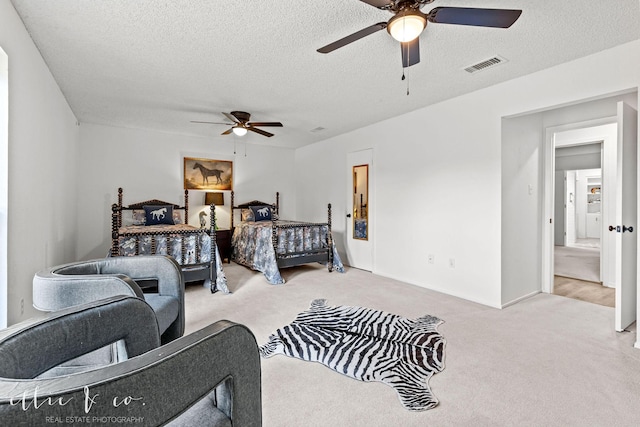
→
(33, 255, 185, 345)
(0, 296, 262, 426)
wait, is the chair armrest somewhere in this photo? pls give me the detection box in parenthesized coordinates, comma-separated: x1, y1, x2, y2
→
(0, 296, 160, 379)
(97, 256, 186, 342)
(0, 321, 261, 426)
(32, 272, 143, 311)
(95, 255, 184, 300)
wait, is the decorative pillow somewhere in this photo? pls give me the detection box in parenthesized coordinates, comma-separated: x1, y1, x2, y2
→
(143, 205, 175, 226)
(250, 205, 272, 222)
(241, 208, 255, 222)
(172, 209, 183, 224)
(132, 209, 146, 226)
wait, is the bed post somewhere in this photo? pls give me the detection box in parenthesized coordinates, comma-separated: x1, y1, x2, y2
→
(327, 203, 334, 272)
(117, 187, 123, 229)
(210, 203, 217, 244)
(230, 190, 235, 229)
(271, 222, 278, 262)
(209, 202, 217, 293)
(111, 204, 119, 257)
(184, 189, 189, 224)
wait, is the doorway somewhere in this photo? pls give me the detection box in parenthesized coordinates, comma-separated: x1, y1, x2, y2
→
(551, 130, 613, 307)
(543, 102, 638, 335)
(553, 155, 612, 305)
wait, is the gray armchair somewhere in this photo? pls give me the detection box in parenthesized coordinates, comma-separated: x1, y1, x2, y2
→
(33, 255, 185, 345)
(0, 296, 262, 426)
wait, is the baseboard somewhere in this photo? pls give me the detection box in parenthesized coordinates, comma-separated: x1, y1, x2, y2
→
(634, 341, 640, 350)
(371, 269, 502, 309)
(501, 291, 541, 309)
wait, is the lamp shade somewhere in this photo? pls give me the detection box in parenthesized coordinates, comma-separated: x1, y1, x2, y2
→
(387, 10, 426, 42)
(205, 192, 224, 206)
(232, 126, 248, 136)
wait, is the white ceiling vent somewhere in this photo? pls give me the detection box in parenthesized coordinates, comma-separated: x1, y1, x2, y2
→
(463, 56, 507, 74)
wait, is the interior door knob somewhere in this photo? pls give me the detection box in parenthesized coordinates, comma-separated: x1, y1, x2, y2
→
(609, 225, 616, 232)
(346, 213, 351, 218)
(623, 226, 634, 233)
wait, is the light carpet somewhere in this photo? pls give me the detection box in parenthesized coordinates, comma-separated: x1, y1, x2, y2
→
(184, 262, 640, 427)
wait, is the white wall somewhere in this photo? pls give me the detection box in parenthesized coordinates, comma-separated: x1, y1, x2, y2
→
(0, 0, 80, 325)
(76, 123, 296, 260)
(502, 113, 544, 305)
(296, 39, 640, 309)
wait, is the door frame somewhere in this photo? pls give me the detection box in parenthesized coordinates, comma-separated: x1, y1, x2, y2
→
(564, 170, 576, 247)
(542, 117, 617, 294)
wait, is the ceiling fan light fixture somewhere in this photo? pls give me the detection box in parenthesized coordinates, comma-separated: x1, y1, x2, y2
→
(387, 9, 426, 42)
(232, 125, 248, 136)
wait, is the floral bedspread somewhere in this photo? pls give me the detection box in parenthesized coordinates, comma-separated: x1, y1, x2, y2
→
(231, 220, 344, 284)
(117, 224, 228, 293)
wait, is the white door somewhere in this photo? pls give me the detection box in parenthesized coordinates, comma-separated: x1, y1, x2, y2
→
(346, 149, 373, 271)
(614, 101, 638, 332)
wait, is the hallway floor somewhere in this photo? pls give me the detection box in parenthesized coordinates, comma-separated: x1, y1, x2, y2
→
(553, 275, 614, 308)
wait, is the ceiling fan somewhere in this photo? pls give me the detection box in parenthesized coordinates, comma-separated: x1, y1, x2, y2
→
(191, 111, 283, 137)
(317, 0, 522, 68)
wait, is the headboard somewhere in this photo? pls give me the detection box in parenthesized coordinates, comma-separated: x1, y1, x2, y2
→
(112, 187, 190, 229)
(230, 191, 279, 229)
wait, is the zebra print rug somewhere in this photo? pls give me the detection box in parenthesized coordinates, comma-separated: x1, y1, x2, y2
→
(259, 299, 446, 411)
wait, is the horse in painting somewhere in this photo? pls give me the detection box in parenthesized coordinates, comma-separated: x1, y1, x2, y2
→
(193, 162, 224, 185)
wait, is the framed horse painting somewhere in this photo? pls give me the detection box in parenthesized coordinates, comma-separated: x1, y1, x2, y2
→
(183, 157, 233, 191)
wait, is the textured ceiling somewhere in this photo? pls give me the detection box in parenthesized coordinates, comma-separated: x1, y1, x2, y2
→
(10, 0, 640, 149)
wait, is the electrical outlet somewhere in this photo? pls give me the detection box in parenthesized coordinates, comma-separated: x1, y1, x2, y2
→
(449, 258, 455, 269)
(428, 254, 434, 264)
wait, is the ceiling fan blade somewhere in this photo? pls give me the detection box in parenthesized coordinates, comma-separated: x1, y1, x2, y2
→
(223, 112, 240, 123)
(191, 120, 232, 125)
(401, 38, 420, 68)
(247, 122, 283, 127)
(428, 7, 522, 28)
(247, 127, 274, 138)
(358, 0, 393, 9)
(317, 22, 387, 54)
(221, 128, 233, 135)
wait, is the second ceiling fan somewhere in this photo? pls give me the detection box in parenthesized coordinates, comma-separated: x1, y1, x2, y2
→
(317, 0, 522, 68)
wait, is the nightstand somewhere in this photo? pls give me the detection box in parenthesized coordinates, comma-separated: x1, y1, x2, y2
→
(215, 229, 232, 263)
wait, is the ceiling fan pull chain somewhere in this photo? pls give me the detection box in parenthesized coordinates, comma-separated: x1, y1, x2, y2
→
(405, 66, 410, 96)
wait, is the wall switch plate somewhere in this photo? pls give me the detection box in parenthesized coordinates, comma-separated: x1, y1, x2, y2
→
(428, 254, 434, 264)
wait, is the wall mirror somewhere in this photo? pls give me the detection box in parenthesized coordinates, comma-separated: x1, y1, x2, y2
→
(353, 164, 368, 240)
